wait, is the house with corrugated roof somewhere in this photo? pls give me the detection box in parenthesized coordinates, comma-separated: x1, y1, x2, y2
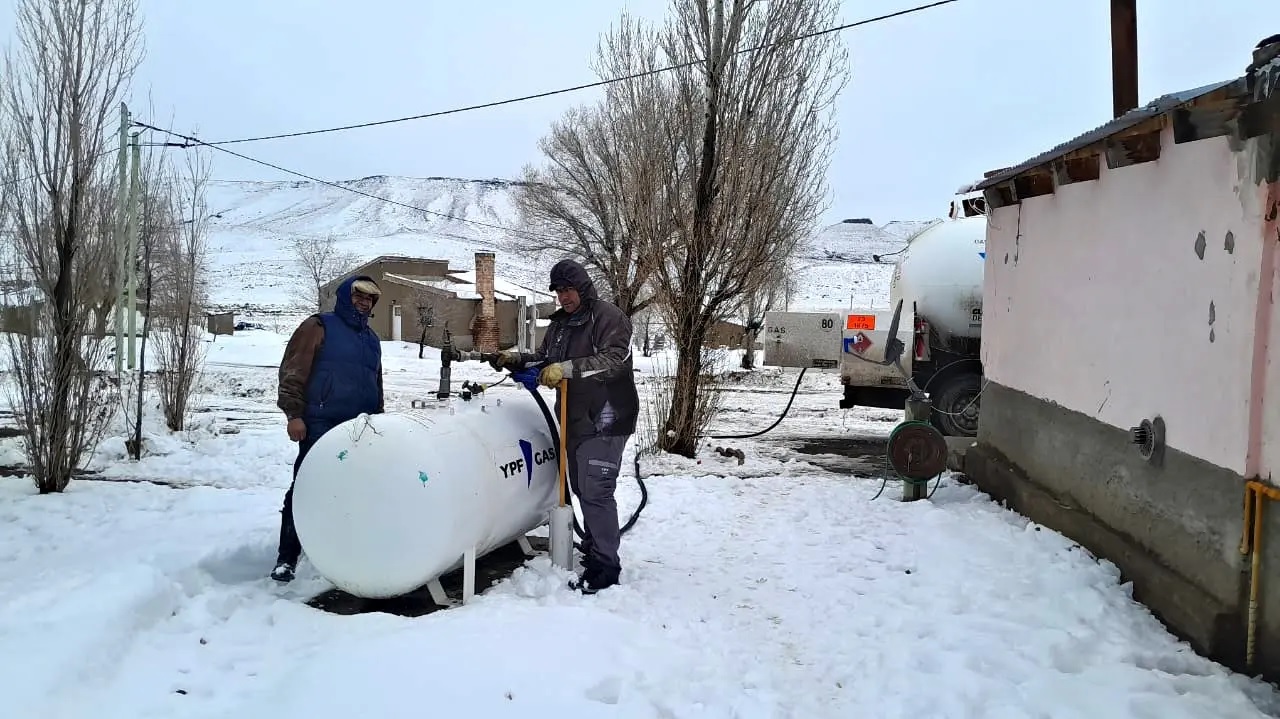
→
(957, 34, 1280, 678)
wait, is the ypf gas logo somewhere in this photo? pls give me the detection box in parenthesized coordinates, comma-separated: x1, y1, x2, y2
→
(499, 441, 534, 486)
(519, 439, 534, 487)
(499, 439, 557, 487)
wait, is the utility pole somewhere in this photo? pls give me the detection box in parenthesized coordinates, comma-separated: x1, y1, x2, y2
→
(127, 131, 140, 369)
(114, 103, 129, 378)
(1110, 0, 1138, 118)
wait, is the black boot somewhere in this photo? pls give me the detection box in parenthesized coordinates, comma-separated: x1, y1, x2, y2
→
(571, 564, 620, 595)
(270, 560, 295, 582)
(578, 537, 597, 570)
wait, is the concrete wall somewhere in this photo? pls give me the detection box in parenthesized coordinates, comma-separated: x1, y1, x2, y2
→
(970, 87, 1280, 676)
(982, 130, 1265, 475)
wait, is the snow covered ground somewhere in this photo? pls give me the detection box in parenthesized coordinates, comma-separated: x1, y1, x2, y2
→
(1, 329, 1279, 718)
(0, 181, 1274, 716)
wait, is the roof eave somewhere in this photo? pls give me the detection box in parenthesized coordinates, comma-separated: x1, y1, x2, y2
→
(962, 77, 1248, 195)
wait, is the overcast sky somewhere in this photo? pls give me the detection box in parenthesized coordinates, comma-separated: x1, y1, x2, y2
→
(2, 0, 1277, 226)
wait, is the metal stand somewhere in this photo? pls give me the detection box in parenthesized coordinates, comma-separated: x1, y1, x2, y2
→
(902, 397, 934, 501)
(516, 535, 537, 557)
(462, 545, 477, 604)
(550, 506, 574, 570)
(425, 578, 454, 607)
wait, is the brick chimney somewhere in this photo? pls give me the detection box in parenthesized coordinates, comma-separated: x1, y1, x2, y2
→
(473, 252, 500, 352)
(1110, 0, 1138, 118)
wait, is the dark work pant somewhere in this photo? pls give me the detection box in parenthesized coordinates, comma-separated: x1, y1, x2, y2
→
(568, 433, 630, 576)
(276, 435, 319, 565)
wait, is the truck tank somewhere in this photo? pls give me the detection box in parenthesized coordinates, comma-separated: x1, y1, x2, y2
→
(889, 215, 986, 344)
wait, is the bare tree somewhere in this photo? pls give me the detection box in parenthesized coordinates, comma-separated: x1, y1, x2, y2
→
(645, 0, 848, 456)
(413, 287, 437, 359)
(639, 310, 654, 357)
(85, 181, 121, 337)
(510, 13, 673, 318)
(739, 264, 791, 370)
(0, 0, 144, 492)
(152, 147, 210, 432)
(290, 234, 358, 312)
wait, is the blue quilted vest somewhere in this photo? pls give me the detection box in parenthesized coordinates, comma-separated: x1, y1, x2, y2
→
(304, 311, 381, 427)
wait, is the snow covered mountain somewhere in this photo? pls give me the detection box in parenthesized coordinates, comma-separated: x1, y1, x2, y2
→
(791, 217, 942, 311)
(202, 175, 545, 316)
(200, 175, 939, 317)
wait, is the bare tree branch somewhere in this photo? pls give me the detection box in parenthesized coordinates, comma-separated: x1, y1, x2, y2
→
(507, 12, 675, 318)
(0, 0, 144, 492)
(290, 234, 358, 313)
(152, 144, 211, 432)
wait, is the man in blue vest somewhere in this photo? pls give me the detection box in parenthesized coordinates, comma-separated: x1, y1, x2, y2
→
(271, 275, 385, 582)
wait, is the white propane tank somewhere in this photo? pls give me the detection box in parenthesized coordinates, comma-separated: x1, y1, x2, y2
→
(290, 395, 560, 599)
(888, 215, 986, 341)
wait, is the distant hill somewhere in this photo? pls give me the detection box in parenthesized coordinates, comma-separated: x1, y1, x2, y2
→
(199, 176, 939, 317)
(790, 217, 942, 311)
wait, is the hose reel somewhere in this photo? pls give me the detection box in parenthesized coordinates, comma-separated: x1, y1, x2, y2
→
(872, 419, 949, 501)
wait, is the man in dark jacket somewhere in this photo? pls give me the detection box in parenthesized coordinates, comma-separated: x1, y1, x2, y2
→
(271, 274, 385, 582)
(494, 259, 638, 594)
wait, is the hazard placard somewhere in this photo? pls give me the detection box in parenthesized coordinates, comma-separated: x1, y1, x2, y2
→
(846, 314, 876, 331)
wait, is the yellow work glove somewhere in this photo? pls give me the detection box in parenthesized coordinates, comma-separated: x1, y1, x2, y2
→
(538, 362, 566, 388)
(489, 350, 520, 370)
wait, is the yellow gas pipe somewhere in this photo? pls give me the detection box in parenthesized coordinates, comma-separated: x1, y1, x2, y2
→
(1240, 480, 1280, 668)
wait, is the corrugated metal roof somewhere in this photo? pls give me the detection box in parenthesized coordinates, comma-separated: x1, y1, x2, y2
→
(960, 78, 1244, 193)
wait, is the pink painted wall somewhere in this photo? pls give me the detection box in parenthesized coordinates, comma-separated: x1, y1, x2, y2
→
(982, 128, 1268, 475)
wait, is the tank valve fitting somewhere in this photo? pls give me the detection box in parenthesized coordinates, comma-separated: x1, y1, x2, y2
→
(1129, 416, 1166, 465)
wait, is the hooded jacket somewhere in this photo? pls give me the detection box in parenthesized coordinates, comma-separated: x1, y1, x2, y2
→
(277, 275, 384, 430)
(518, 259, 638, 439)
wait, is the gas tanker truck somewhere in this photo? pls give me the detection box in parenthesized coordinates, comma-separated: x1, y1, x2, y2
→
(761, 207, 986, 437)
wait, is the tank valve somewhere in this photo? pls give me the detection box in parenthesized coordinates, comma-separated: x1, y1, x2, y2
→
(1128, 416, 1166, 465)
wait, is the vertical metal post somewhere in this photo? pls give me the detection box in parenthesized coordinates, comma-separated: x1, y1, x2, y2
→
(126, 132, 140, 369)
(516, 296, 527, 352)
(527, 300, 538, 350)
(114, 103, 128, 377)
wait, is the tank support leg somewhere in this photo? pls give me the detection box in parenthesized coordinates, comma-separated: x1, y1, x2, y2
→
(462, 545, 477, 604)
(425, 579, 454, 608)
(516, 536, 537, 557)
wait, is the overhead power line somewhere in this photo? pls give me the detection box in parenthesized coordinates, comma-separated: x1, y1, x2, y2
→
(133, 123, 558, 241)
(195, 0, 960, 147)
(0, 149, 119, 191)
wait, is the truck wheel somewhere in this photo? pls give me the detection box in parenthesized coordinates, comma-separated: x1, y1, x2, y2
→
(931, 373, 982, 437)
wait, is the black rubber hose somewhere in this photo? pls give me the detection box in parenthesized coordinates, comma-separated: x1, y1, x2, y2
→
(705, 367, 808, 440)
(523, 383, 648, 549)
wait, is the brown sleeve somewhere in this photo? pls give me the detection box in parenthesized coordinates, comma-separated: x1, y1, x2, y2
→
(277, 316, 324, 419)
